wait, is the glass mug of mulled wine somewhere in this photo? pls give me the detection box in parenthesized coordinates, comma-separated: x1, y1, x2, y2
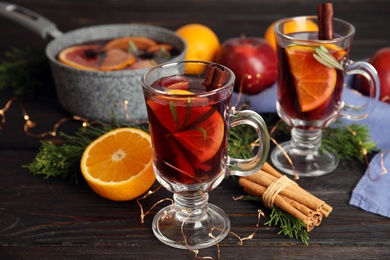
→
(141, 60, 269, 249)
(271, 16, 380, 177)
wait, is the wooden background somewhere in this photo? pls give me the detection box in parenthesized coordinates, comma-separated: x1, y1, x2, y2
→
(1, 1, 390, 259)
(1, 0, 390, 60)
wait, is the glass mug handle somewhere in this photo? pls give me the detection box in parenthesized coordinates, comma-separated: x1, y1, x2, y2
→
(227, 110, 270, 177)
(341, 60, 380, 120)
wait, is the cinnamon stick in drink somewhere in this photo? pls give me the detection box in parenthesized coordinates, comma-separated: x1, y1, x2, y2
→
(203, 63, 227, 91)
(318, 3, 334, 40)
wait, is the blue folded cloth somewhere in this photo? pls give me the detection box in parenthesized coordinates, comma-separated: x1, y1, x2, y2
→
(349, 152, 390, 218)
(232, 78, 390, 218)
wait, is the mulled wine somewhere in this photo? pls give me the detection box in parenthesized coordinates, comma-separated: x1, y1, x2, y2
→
(141, 60, 270, 249)
(277, 31, 348, 122)
(145, 74, 231, 186)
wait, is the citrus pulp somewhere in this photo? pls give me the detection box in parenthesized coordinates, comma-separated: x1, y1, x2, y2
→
(80, 128, 155, 201)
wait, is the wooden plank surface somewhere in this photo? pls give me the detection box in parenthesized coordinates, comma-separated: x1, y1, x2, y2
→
(1, 0, 390, 259)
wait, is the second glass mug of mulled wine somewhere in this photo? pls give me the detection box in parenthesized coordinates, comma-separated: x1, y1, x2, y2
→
(270, 16, 380, 177)
(141, 60, 270, 249)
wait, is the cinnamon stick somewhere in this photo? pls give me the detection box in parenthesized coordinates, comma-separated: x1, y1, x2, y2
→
(262, 162, 283, 178)
(283, 196, 314, 217)
(203, 64, 227, 91)
(238, 178, 315, 231)
(243, 170, 325, 211)
(259, 166, 333, 215)
(238, 163, 334, 232)
(318, 3, 334, 40)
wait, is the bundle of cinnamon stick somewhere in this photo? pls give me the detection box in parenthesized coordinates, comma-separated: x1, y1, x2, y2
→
(238, 162, 332, 232)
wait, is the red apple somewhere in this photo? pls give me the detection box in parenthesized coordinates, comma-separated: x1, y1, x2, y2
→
(355, 47, 390, 103)
(216, 36, 278, 95)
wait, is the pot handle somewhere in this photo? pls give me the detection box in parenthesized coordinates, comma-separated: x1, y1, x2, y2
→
(0, 1, 63, 39)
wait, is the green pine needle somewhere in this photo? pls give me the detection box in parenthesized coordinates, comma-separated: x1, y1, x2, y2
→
(24, 126, 113, 184)
(321, 122, 377, 161)
(0, 48, 53, 96)
(228, 124, 258, 159)
(265, 207, 309, 245)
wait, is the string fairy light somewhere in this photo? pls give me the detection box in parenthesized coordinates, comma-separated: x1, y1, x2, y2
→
(136, 186, 267, 260)
(1, 96, 105, 137)
(1, 73, 385, 258)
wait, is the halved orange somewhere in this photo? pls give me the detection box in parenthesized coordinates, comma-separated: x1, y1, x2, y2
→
(104, 36, 158, 51)
(80, 128, 155, 201)
(286, 45, 337, 112)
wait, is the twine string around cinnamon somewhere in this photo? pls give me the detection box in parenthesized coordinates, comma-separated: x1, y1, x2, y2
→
(262, 175, 295, 208)
(239, 162, 333, 232)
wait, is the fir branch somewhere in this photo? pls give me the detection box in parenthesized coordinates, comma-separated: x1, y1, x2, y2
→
(322, 122, 377, 161)
(228, 124, 258, 159)
(271, 120, 377, 161)
(265, 207, 309, 245)
(235, 195, 309, 244)
(0, 48, 53, 96)
(24, 126, 113, 184)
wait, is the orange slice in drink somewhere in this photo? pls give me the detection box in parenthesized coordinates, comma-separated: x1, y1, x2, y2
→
(80, 128, 155, 201)
(286, 45, 337, 112)
(173, 109, 224, 163)
(147, 89, 224, 163)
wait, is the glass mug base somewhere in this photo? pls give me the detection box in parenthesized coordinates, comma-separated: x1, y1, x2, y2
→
(152, 202, 230, 250)
(270, 141, 339, 177)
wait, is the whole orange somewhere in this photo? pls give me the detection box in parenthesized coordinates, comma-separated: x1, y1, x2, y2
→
(264, 19, 319, 51)
(176, 23, 220, 62)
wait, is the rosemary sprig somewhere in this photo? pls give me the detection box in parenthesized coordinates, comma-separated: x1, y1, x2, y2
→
(313, 45, 344, 70)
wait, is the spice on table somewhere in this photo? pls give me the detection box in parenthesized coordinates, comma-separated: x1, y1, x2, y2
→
(238, 162, 333, 232)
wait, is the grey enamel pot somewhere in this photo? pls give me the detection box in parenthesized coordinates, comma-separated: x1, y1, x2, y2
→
(0, 2, 187, 123)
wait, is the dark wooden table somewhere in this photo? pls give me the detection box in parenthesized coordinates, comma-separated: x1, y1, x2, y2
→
(1, 1, 390, 259)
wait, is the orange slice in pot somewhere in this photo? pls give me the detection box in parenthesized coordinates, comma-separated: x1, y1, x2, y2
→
(99, 48, 136, 71)
(104, 36, 158, 51)
(59, 45, 136, 71)
(58, 44, 102, 71)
